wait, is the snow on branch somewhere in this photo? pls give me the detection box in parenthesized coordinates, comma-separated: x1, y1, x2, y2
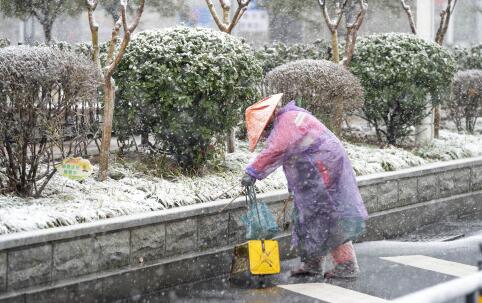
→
(318, 0, 348, 31)
(400, 0, 417, 35)
(205, 0, 251, 34)
(435, 0, 457, 45)
(342, 0, 367, 66)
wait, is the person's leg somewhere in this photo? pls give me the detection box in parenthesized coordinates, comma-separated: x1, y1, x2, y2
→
(290, 255, 324, 276)
(324, 241, 360, 279)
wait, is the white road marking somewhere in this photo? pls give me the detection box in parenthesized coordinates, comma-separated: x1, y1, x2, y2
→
(381, 255, 477, 277)
(278, 283, 389, 303)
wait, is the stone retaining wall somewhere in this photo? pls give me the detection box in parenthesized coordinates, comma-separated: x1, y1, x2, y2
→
(1, 157, 482, 302)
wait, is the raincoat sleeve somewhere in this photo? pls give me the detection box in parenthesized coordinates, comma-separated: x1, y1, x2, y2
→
(246, 114, 304, 180)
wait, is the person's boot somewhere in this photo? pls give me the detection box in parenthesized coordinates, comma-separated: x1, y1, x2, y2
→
(324, 260, 360, 279)
(324, 242, 360, 279)
(290, 257, 322, 276)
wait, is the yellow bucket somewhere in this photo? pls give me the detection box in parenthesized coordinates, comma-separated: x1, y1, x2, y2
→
(230, 240, 280, 276)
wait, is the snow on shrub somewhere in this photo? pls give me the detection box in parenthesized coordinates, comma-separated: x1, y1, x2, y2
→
(453, 44, 482, 71)
(114, 27, 262, 167)
(264, 59, 364, 131)
(255, 40, 329, 75)
(448, 69, 482, 134)
(350, 33, 456, 145)
(415, 130, 482, 160)
(0, 37, 9, 48)
(0, 46, 100, 197)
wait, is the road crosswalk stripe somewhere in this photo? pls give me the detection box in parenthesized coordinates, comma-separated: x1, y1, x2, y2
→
(380, 255, 478, 277)
(278, 283, 389, 303)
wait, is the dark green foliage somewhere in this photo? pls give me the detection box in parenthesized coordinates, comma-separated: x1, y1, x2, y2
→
(115, 27, 262, 167)
(350, 33, 456, 145)
(453, 44, 482, 71)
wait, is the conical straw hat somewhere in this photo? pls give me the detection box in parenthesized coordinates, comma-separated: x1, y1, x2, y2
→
(245, 93, 283, 152)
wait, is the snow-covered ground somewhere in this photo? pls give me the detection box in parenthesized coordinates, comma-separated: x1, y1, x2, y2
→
(1, 130, 482, 235)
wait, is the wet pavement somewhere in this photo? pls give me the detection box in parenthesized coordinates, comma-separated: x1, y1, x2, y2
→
(126, 215, 482, 303)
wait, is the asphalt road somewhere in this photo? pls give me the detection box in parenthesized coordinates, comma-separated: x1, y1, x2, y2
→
(124, 229, 482, 303)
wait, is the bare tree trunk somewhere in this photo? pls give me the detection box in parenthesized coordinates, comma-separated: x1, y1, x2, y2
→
(333, 95, 344, 136)
(42, 23, 53, 44)
(205, 0, 251, 153)
(227, 130, 236, 153)
(98, 77, 115, 181)
(433, 0, 457, 139)
(330, 30, 340, 64)
(318, 0, 367, 134)
(87, 0, 144, 180)
(434, 106, 441, 138)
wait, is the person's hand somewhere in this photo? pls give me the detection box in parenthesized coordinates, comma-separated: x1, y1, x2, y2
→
(241, 173, 256, 187)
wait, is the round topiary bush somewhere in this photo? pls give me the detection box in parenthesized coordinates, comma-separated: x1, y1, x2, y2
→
(255, 40, 329, 75)
(448, 69, 482, 133)
(264, 59, 364, 131)
(114, 27, 262, 167)
(0, 46, 100, 197)
(350, 33, 456, 145)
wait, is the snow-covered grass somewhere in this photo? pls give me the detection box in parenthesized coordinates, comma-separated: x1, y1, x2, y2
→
(415, 130, 482, 161)
(1, 130, 481, 235)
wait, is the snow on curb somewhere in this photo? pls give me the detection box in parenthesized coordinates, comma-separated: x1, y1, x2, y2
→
(1, 130, 481, 235)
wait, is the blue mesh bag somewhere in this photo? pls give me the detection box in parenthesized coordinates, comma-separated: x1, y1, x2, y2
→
(240, 186, 279, 240)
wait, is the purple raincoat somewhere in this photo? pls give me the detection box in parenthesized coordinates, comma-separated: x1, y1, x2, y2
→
(246, 101, 368, 261)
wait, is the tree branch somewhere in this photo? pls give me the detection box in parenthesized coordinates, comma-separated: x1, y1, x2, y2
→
(334, 0, 349, 29)
(226, 0, 250, 33)
(435, 0, 457, 45)
(86, 0, 101, 70)
(106, 19, 122, 67)
(219, 0, 231, 25)
(318, 0, 348, 32)
(128, 0, 145, 33)
(106, 3, 129, 78)
(205, 0, 227, 31)
(342, 0, 367, 66)
(400, 0, 417, 34)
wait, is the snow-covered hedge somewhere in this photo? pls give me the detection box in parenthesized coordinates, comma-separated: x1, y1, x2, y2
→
(350, 33, 456, 145)
(114, 27, 263, 167)
(4, 129, 482, 234)
(255, 40, 329, 75)
(0, 46, 100, 197)
(453, 43, 482, 71)
(448, 70, 482, 134)
(264, 59, 364, 131)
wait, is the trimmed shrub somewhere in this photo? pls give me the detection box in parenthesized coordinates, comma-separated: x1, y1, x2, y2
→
(448, 70, 482, 133)
(0, 46, 100, 197)
(453, 44, 482, 71)
(115, 27, 262, 167)
(264, 59, 364, 131)
(255, 40, 329, 75)
(350, 33, 456, 145)
(0, 38, 9, 48)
